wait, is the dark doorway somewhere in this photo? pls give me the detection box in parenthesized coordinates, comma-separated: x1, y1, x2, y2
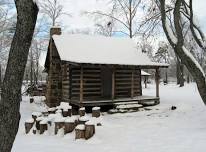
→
(101, 66, 112, 99)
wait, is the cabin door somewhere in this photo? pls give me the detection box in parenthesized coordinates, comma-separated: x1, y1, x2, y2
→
(101, 67, 112, 99)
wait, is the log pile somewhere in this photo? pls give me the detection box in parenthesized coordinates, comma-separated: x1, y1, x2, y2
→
(24, 103, 102, 140)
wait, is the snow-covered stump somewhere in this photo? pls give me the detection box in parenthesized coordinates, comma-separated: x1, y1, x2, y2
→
(68, 108, 72, 117)
(64, 118, 76, 134)
(36, 117, 44, 131)
(25, 118, 34, 134)
(79, 107, 85, 117)
(75, 124, 85, 139)
(85, 121, 95, 140)
(30, 97, 34, 103)
(62, 109, 68, 117)
(54, 118, 65, 135)
(78, 116, 89, 124)
(92, 107, 101, 118)
(57, 102, 72, 117)
(32, 112, 42, 121)
(39, 119, 48, 134)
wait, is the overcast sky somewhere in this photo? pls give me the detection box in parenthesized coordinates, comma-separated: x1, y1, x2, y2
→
(56, 0, 206, 32)
(39, 0, 206, 66)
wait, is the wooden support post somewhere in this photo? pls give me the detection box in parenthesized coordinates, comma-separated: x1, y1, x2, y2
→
(131, 68, 134, 98)
(144, 76, 147, 88)
(80, 66, 83, 102)
(155, 68, 160, 97)
(112, 67, 115, 100)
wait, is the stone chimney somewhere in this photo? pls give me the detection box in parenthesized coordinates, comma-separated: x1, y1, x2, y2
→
(50, 27, 61, 37)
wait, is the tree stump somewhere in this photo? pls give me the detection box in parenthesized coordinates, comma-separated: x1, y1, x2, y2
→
(64, 118, 76, 134)
(25, 118, 34, 134)
(30, 97, 34, 103)
(68, 108, 72, 117)
(32, 112, 42, 121)
(79, 107, 85, 117)
(39, 120, 48, 134)
(54, 118, 65, 135)
(33, 129, 37, 134)
(78, 116, 89, 124)
(75, 124, 85, 139)
(92, 107, 101, 118)
(36, 117, 44, 130)
(85, 121, 95, 139)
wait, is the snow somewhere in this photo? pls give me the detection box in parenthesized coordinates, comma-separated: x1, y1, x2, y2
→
(116, 104, 143, 109)
(54, 117, 65, 123)
(40, 119, 48, 125)
(79, 116, 89, 121)
(25, 118, 34, 123)
(12, 83, 206, 152)
(57, 102, 72, 110)
(31, 112, 42, 117)
(65, 117, 76, 123)
(92, 107, 100, 110)
(141, 70, 151, 76)
(79, 107, 85, 111)
(182, 46, 205, 77)
(165, 23, 178, 44)
(52, 34, 168, 67)
(76, 124, 85, 130)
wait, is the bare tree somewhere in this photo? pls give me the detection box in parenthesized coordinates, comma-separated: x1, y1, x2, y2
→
(154, 41, 170, 83)
(0, 0, 38, 151)
(88, 0, 142, 38)
(40, 0, 70, 26)
(157, 0, 206, 104)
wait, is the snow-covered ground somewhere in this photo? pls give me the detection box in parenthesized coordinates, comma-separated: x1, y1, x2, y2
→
(12, 83, 206, 152)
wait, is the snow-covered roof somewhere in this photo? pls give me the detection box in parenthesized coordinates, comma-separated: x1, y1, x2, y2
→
(141, 70, 151, 76)
(52, 34, 168, 67)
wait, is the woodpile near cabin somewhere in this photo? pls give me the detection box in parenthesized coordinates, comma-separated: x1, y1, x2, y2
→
(25, 102, 102, 140)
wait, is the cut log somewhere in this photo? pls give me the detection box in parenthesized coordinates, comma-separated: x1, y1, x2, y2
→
(39, 119, 48, 134)
(85, 121, 95, 139)
(64, 118, 76, 134)
(54, 118, 65, 135)
(25, 118, 34, 134)
(79, 107, 85, 117)
(92, 107, 101, 118)
(36, 117, 44, 130)
(62, 110, 68, 117)
(75, 124, 85, 139)
(68, 108, 72, 117)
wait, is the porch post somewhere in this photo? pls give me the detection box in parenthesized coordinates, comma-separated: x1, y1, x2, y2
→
(80, 66, 83, 102)
(131, 67, 134, 98)
(155, 68, 160, 97)
(112, 66, 115, 100)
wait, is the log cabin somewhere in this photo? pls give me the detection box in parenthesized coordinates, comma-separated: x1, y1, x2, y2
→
(44, 27, 168, 108)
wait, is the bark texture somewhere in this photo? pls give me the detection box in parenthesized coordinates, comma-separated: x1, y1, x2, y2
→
(0, 0, 38, 151)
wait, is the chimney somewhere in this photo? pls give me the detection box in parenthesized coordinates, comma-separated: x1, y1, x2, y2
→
(50, 27, 61, 37)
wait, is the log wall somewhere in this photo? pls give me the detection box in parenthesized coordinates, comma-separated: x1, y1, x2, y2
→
(115, 67, 141, 98)
(61, 62, 70, 102)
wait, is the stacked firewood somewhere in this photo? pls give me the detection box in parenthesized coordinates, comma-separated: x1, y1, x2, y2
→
(25, 102, 102, 140)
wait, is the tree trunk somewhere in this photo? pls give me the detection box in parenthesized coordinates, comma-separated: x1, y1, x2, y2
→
(0, 1, 38, 151)
(179, 63, 184, 87)
(176, 56, 184, 87)
(0, 64, 1, 90)
(159, 0, 206, 105)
